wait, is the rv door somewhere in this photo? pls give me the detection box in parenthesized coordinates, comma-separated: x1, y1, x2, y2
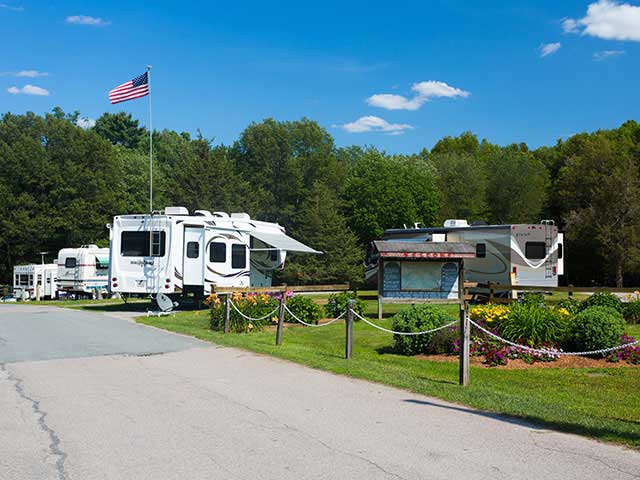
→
(183, 227, 205, 286)
(557, 233, 564, 276)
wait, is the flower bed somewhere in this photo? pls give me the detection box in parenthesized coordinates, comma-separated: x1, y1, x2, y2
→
(390, 292, 639, 367)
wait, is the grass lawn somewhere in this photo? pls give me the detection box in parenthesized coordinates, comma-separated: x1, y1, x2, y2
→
(137, 307, 640, 449)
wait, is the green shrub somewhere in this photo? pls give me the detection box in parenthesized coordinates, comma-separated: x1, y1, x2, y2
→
(556, 297, 582, 315)
(285, 295, 323, 325)
(623, 300, 640, 324)
(499, 303, 568, 345)
(426, 325, 459, 354)
(325, 291, 365, 319)
(391, 304, 453, 356)
(580, 291, 622, 313)
(569, 306, 625, 353)
(520, 292, 546, 307)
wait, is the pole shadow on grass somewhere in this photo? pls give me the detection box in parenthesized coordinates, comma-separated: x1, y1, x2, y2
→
(403, 399, 640, 446)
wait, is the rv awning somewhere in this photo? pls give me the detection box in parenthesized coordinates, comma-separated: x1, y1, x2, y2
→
(95, 256, 110, 267)
(251, 231, 322, 254)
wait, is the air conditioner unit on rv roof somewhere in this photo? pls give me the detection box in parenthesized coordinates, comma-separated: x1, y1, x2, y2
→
(230, 213, 250, 220)
(443, 219, 469, 228)
(165, 206, 189, 215)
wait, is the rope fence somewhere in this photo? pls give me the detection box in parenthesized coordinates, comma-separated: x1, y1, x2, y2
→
(469, 318, 640, 356)
(283, 304, 345, 327)
(229, 299, 279, 322)
(353, 311, 457, 336)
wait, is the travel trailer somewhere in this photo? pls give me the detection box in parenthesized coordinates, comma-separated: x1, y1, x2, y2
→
(13, 263, 59, 300)
(57, 245, 110, 296)
(368, 220, 564, 288)
(107, 207, 320, 298)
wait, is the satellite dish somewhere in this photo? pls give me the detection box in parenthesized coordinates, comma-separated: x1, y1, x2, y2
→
(156, 293, 175, 312)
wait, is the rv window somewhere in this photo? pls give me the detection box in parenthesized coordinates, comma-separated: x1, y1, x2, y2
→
(231, 244, 246, 269)
(186, 241, 199, 259)
(19, 275, 28, 286)
(120, 231, 166, 257)
(558, 243, 563, 259)
(476, 243, 486, 258)
(209, 242, 226, 263)
(65, 257, 77, 268)
(525, 242, 546, 260)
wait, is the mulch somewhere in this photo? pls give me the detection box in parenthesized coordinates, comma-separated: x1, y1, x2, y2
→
(417, 353, 638, 369)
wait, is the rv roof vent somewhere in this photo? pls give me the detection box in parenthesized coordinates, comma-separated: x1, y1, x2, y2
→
(443, 219, 469, 228)
(165, 206, 189, 215)
(471, 220, 487, 226)
(80, 244, 99, 249)
(230, 212, 251, 220)
(212, 211, 230, 218)
(194, 210, 213, 217)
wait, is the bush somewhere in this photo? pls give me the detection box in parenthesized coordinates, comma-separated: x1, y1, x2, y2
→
(325, 291, 365, 319)
(285, 295, 323, 325)
(623, 300, 640, 324)
(426, 325, 459, 354)
(391, 304, 453, 356)
(569, 306, 625, 353)
(520, 292, 546, 307)
(580, 292, 622, 313)
(499, 303, 568, 345)
(208, 292, 279, 333)
(556, 297, 582, 315)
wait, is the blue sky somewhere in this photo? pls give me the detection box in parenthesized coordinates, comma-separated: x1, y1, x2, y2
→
(2, 0, 639, 153)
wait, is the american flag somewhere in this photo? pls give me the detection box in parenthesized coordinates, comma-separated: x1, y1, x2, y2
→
(108, 72, 149, 104)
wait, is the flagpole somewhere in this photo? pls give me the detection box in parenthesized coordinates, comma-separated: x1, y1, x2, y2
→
(147, 65, 153, 213)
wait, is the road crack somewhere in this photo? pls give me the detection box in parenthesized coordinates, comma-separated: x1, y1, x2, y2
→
(1, 364, 69, 480)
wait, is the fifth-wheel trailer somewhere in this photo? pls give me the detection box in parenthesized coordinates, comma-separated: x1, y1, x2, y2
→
(107, 207, 320, 298)
(371, 219, 564, 288)
(57, 245, 110, 296)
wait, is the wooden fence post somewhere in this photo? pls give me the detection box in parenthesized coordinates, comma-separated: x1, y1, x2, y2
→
(459, 261, 470, 386)
(275, 293, 286, 346)
(223, 294, 230, 334)
(345, 299, 355, 359)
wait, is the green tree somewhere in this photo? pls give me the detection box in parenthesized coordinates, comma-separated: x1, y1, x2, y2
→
(558, 134, 640, 286)
(483, 146, 548, 224)
(231, 118, 345, 227)
(429, 152, 488, 221)
(94, 112, 146, 149)
(284, 182, 363, 285)
(343, 147, 440, 246)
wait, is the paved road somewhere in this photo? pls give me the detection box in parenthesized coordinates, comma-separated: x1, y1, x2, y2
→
(0, 304, 204, 363)
(1, 305, 639, 480)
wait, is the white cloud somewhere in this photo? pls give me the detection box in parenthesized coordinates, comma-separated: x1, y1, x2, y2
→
(76, 117, 96, 129)
(563, 0, 640, 41)
(15, 70, 49, 77)
(0, 3, 23, 11)
(594, 49, 626, 60)
(7, 84, 50, 96)
(66, 15, 109, 26)
(338, 116, 413, 135)
(366, 81, 470, 111)
(539, 42, 562, 57)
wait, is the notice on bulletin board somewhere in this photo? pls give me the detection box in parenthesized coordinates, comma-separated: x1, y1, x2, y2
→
(382, 260, 459, 300)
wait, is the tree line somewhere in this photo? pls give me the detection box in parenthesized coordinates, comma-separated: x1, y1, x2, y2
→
(1, 108, 638, 287)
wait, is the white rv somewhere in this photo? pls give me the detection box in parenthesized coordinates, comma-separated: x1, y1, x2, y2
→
(57, 245, 110, 296)
(13, 263, 59, 300)
(107, 207, 320, 298)
(371, 220, 564, 288)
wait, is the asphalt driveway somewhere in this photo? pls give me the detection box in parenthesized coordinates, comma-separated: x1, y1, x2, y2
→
(0, 304, 205, 363)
